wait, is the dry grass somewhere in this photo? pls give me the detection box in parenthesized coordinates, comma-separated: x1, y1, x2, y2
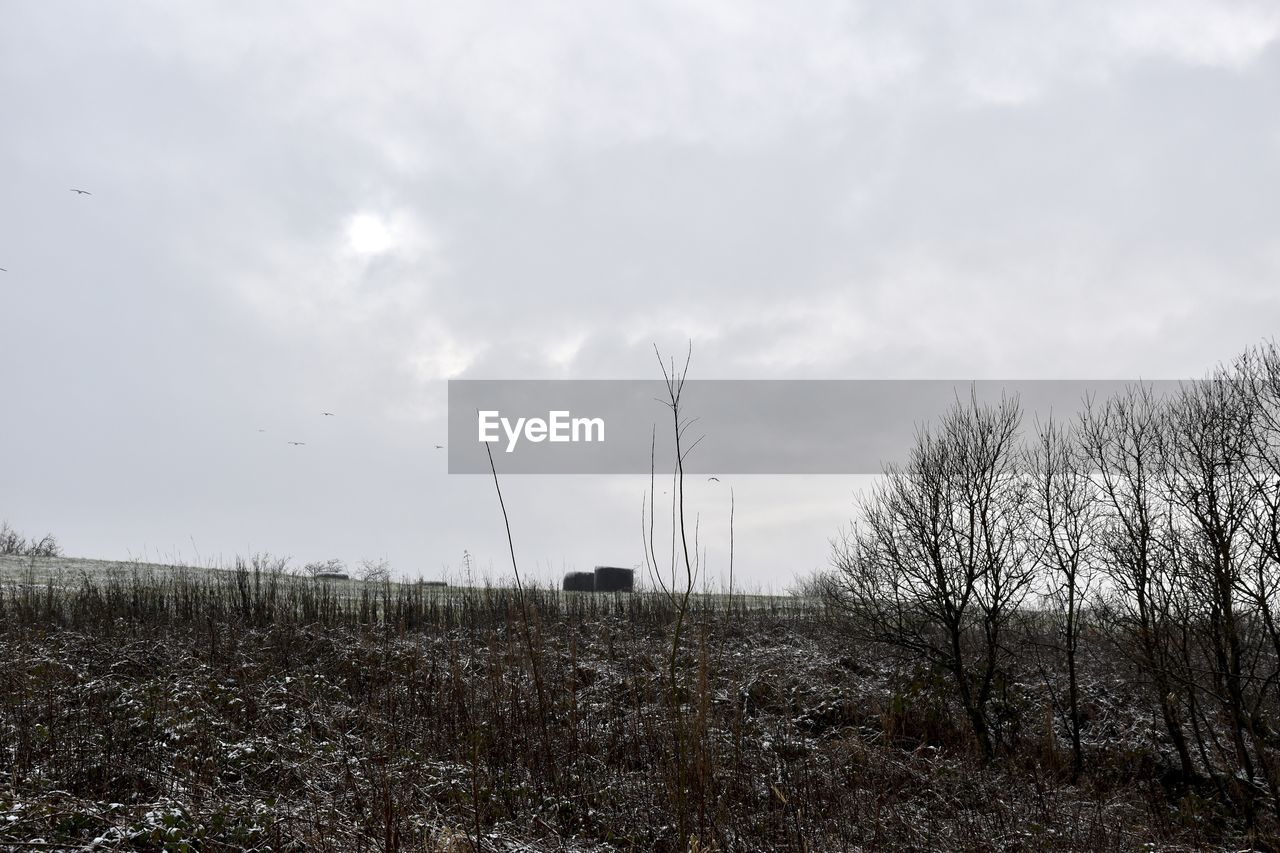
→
(0, 559, 1246, 851)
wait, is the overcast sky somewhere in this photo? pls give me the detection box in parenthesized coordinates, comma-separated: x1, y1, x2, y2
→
(3, 2, 1279, 588)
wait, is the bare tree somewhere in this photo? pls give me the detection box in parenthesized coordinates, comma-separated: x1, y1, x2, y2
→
(1025, 415, 1098, 780)
(1164, 367, 1275, 818)
(0, 523, 19, 556)
(639, 343, 717, 842)
(301, 558, 347, 577)
(1237, 343, 1280, 820)
(1080, 384, 1197, 782)
(831, 391, 1033, 761)
(356, 558, 392, 583)
(1241, 343, 1280, 698)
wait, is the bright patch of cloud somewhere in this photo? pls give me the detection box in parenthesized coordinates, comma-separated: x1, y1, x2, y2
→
(346, 212, 397, 256)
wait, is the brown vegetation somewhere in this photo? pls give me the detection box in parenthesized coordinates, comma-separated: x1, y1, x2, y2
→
(0, 565, 1223, 851)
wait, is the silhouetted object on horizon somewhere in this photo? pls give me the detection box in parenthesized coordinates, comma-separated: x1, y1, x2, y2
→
(563, 571, 596, 592)
(593, 566, 634, 593)
(423, 580, 448, 588)
(314, 571, 348, 580)
(70, 188, 91, 195)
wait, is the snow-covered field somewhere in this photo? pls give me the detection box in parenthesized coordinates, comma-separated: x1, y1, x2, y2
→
(0, 554, 226, 586)
(0, 554, 803, 612)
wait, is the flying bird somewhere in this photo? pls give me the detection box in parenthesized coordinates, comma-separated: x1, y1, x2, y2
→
(434, 444, 445, 449)
(287, 441, 306, 446)
(321, 412, 335, 416)
(0, 268, 6, 272)
(69, 188, 91, 195)
(708, 477, 720, 482)
(258, 429, 266, 433)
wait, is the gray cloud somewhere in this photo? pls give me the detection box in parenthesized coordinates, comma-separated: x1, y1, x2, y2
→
(2, 2, 1278, 586)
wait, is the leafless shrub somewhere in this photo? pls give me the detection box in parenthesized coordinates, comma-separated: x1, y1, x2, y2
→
(0, 522, 62, 557)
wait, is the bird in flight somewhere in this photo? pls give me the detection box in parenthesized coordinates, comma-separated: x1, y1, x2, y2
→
(258, 429, 266, 433)
(70, 188, 91, 195)
(287, 441, 306, 446)
(0, 268, 6, 272)
(708, 477, 720, 482)
(435, 444, 445, 449)
(321, 412, 335, 416)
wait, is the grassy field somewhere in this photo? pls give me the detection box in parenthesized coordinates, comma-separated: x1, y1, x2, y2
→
(0, 554, 412, 590)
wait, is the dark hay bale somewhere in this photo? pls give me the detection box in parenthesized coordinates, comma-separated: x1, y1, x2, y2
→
(593, 566, 633, 593)
(563, 571, 596, 592)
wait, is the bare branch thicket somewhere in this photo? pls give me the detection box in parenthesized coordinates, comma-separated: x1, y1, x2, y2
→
(831, 390, 1033, 761)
